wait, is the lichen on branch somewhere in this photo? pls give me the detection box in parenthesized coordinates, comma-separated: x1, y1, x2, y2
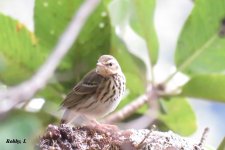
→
(38, 124, 204, 150)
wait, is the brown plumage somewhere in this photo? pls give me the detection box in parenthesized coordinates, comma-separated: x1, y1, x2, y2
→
(60, 55, 126, 124)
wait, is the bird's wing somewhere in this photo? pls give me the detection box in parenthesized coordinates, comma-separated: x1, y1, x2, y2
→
(61, 69, 104, 109)
(73, 69, 104, 94)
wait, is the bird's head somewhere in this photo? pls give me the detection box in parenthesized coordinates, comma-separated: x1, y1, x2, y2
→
(96, 55, 122, 77)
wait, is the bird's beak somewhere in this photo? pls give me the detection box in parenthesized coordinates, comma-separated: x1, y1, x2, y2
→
(97, 62, 104, 67)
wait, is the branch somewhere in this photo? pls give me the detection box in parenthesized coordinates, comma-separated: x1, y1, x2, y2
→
(103, 95, 148, 124)
(38, 124, 203, 150)
(119, 108, 157, 129)
(0, 0, 100, 114)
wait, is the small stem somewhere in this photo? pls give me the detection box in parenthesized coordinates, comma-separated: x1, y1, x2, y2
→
(136, 130, 152, 149)
(150, 62, 155, 84)
(198, 127, 209, 147)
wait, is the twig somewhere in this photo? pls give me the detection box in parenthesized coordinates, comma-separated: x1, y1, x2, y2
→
(198, 127, 209, 148)
(0, 0, 100, 114)
(103, 95, 148, 124)
(136, 125, 156, 149)
(120, 108, 157, 129)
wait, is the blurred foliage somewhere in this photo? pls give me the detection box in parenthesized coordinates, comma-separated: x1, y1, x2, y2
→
(0, 110, 41, 150)
(56, 2, 111, 72)
(35, 0, 83, 50)
(108, 0, 158, 65)
(181, 74, 225, 102)
(159, 97, 196, 136)
(0, 14, 46, 84)
(218, 137, 225, 150)
(175, 0, 225, 74)
(131, 0, 158, 64)
(35, 0, 111, 104)
(0, 0, 225, 149)
(176, 0, 225, 102)
(111, 32, 146, 110)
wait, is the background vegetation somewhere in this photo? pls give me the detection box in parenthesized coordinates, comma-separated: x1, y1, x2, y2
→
(0, 0, 225, 149)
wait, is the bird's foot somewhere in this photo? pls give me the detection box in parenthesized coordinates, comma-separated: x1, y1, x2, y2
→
(85, 119, 133, 137)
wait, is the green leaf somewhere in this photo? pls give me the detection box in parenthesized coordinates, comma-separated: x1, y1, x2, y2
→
(181, 74, 225, 102)
(131, 0, 158, 64)
(34, 0, 83, 50)
(159, 97, 197, 136)
(108, 0, 158, 65)
(54, 1, 111, 73)
(108, 0, 131, 26)
(35, 0, 111, 101)
(1, 0, 111, 99)
(0, 14, 47, 84)
(218, 137, 225, 150)
(0, 1, 84, 85)
(36, 84, 64, 104)
(54, 1, 111, 98)
(175, 0, 225, 75)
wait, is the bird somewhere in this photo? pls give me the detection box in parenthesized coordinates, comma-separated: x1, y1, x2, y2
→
(60, 55, 126, 129)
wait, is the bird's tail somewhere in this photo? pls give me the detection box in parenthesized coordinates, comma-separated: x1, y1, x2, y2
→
(60, 109, 91, 126)
(60, 109, 76, 124)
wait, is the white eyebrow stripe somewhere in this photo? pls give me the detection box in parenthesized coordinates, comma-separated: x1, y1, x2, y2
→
(107, 59, 116, 64)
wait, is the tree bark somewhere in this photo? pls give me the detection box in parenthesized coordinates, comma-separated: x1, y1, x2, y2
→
(38, 124, 204, 150)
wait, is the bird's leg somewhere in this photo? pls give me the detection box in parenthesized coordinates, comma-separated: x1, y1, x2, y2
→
(98, 123, 119, 131)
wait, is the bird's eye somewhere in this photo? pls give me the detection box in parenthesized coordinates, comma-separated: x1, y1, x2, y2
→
(108, 63, 113, 66)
